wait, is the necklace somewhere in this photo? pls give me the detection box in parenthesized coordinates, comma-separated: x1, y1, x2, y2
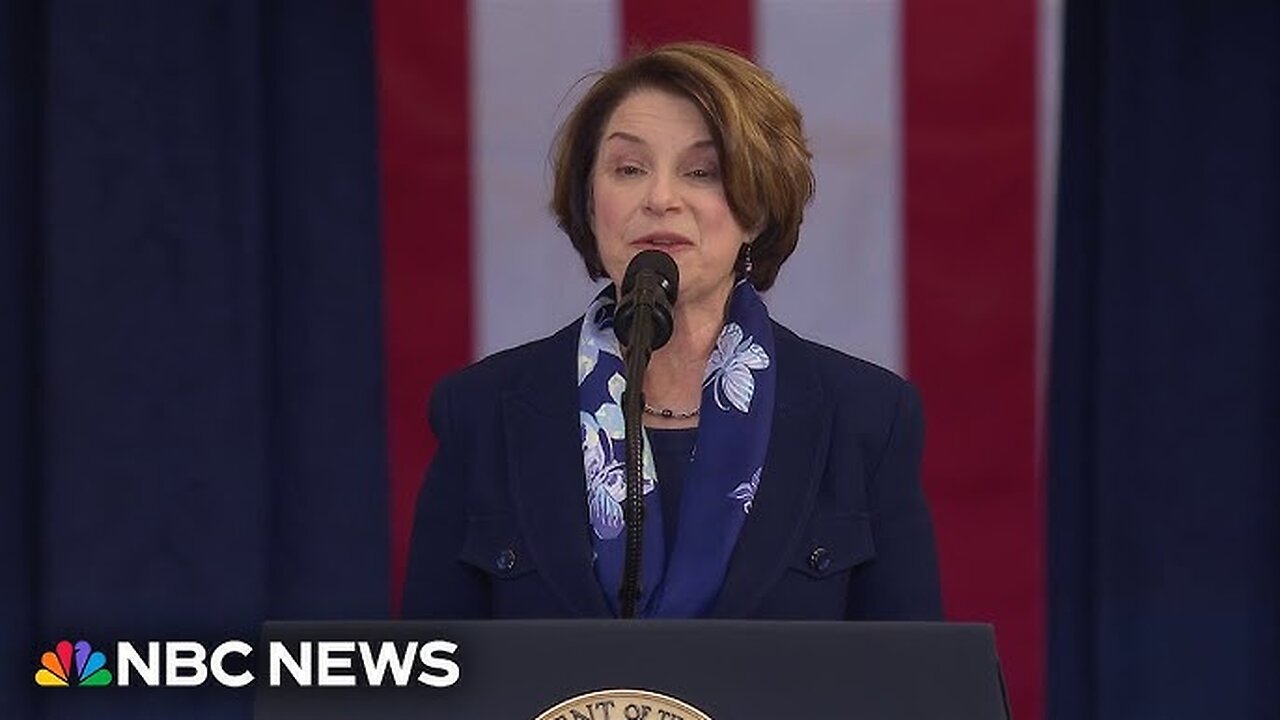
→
(643, 403, 700, 420)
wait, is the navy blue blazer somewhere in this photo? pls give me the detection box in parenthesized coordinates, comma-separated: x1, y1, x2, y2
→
(402, 319, 942, 620)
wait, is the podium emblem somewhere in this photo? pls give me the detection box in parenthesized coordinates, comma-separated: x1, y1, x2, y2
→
(535, 688, 712, 720)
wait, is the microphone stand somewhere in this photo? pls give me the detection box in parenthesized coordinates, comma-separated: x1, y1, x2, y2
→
(619, 287, 658, 619)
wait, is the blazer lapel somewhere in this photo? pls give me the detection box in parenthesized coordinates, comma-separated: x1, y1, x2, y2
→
(503, 321, 612, 617)
(711, 325, 830, 618)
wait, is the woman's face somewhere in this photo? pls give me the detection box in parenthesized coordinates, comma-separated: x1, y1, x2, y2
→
(590, 88, 751, 310)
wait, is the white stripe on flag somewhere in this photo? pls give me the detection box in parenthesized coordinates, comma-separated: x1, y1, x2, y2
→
(472, 0, 618, 358)
(757, 0, 904, 372)
(1036, 0, 1064, 451)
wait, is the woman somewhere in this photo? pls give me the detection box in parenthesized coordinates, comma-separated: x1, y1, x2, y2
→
(402, 42, 942, 620)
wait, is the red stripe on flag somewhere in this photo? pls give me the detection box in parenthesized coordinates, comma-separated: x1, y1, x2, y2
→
(374, 0, 472, 614)
(621, 0, 753, 56)
(904, 2, 1044, 719)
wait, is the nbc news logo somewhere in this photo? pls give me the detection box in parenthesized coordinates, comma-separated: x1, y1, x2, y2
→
(35, 640, 113, 687)
(35, 638, 460, 688)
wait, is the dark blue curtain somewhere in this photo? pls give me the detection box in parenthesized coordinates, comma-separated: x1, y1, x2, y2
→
(1, 1, 389, 717)
(1050, 1, 1280, 719)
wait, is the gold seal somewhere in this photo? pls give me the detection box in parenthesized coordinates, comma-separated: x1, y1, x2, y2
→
(534, 688, 713, 720)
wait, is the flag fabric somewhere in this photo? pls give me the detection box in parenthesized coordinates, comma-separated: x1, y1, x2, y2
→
(2, 3, 388, 718)
(376, 2, 1061, 719)
(1049, 2, 1280, 718)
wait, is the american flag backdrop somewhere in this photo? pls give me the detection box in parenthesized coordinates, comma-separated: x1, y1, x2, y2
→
(375, 2, 1063, 719)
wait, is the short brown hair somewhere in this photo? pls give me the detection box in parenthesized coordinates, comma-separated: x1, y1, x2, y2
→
(550, 42, 814, 291)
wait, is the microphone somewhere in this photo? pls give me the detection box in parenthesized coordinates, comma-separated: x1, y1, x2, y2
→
(612, 250, 679, 619)
(613, 250, 679, 352)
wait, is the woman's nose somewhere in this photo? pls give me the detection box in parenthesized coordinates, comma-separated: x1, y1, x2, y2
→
(643, 172, 680, 214)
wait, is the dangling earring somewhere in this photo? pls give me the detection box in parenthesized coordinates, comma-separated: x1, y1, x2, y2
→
(742, 243, 754, 275)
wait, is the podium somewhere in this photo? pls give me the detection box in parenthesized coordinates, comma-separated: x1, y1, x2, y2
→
(255, 620, 1009, 719)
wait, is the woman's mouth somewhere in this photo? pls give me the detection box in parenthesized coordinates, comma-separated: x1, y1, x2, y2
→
(631, 232, 694, 251)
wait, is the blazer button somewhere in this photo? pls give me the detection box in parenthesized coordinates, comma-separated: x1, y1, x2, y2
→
(809, 546, 832, 573)
(495, 548, 517, 573)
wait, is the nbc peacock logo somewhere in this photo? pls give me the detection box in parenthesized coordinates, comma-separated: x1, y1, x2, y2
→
(35, 640, 113, 687)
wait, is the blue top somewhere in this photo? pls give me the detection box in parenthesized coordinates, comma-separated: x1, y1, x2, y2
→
(402, 319, 943, 620)
(646, 426, 699, 556)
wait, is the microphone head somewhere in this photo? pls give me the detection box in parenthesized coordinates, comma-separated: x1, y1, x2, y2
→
(620, 249, 679, 306)
(614, 250, 679, 350)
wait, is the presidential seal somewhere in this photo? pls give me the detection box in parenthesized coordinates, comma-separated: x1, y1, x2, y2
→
(534, 688, 712, 720)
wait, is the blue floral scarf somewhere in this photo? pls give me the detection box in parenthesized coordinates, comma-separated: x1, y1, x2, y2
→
(577, 279, 775, 617)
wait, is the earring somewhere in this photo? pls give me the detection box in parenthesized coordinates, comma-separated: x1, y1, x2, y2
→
(743, 243, 754, 275)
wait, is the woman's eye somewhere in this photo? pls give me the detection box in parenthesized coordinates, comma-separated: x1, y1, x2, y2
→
(615, 165, 644, 177)
(687, 167, 719, 180)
